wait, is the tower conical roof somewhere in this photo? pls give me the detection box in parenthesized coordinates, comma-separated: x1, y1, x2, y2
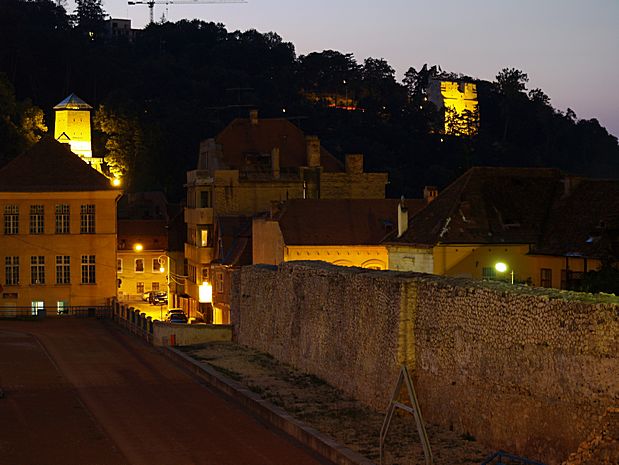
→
(53, 93, 93, 110)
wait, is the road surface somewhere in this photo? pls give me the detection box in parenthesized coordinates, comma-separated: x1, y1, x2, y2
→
(0, 319, 329, 465)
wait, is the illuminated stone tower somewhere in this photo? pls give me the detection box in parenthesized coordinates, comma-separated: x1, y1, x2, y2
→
(54, 94, 103, 173)
(427, 79, 479, 136)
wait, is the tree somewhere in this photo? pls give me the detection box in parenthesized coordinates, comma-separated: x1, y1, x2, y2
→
(94, 105, 143, 182)
(496, 68, 529, 141)
(74, 0, 105, 36)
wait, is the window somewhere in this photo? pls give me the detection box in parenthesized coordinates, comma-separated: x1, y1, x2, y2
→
(57, 301, 68, 315)
(201, 267, 209, 282)
(31, 300, 44, 316)
(80, 204, 95, 234)
(81, 255, 96, 284)
(199, 190, 212, 208)
(55, 256, 70, 284)
(482, 267, 496, 279)
(152, 282, 160, 291)
(117, 258, 123, 273)
(188, 264, 196, 283)
(4, 205, 18, 235)
(540, 268, 552, 288)
(30, 256, 45, 284)
(30, 205, 44, 234)
(153, 258, 162, 272)
(5, 256, 19, 285)
(198, 225, 212, 247)
(135, 258, 144, 273)
(55, 204, 70, 234)
(136, 282, 144, 294)
(216, 272, 223, 293)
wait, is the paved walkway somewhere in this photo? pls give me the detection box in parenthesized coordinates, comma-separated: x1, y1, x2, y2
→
(0, 319, 329, 465)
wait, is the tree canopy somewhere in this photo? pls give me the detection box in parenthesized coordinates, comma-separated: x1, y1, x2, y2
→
(0, 0, 618, 201)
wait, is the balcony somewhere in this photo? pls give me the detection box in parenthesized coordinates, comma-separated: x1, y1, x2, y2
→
(184, 243, 214, 265)
(185, 207, 213, 226)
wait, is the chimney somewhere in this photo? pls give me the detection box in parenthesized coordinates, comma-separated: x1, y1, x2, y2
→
(271, 147, 280, 179)
(249, 109, 258, 125)
(397, 197, 408, 238)
(345, 154, 364, 174)
(423, 185, 438, 203)
(305, 135, 321, 167)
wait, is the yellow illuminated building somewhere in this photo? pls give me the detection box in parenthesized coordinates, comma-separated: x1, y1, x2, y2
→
(54, 94, 103, 173)
(428, 79, 479, 136)
(0, 138, 120, 312)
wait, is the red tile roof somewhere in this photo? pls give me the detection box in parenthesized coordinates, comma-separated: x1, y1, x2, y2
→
(215, 116, 343, 173)
(276, 198, 426, 246)
(0, 137, 115, 192)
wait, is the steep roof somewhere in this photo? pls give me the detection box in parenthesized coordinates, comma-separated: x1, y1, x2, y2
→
(387, 167, 563, 246)
(276, 198, 426, 246)
(53, 93, 93, 110)
(215, 115, 344, 173)
(0, 137, 115, 192)
(213, 216, 253, 266)
(533, 179, 619, 259)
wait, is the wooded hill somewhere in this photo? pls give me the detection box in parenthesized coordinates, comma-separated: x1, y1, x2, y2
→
(1, 0, 618, 200)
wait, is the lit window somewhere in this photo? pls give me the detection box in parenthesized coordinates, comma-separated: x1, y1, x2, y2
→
(135, 258, 144, 273)
(5, 256, 19, 285)
(30, 205, 44, 235)
(80, 205, 95, 234)
(30, 256, 45, 284)
(55, 255, 70, 284)
(55, 204, 70, 234)
(81, 255, 96, 284)
(4, 205, 19, 235)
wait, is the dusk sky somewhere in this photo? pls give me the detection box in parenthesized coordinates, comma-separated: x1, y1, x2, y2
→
(71, 0, 619, 138)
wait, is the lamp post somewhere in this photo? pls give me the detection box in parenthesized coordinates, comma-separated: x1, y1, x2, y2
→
(157, 254, 170, 321)
(495, 262, 514, 284)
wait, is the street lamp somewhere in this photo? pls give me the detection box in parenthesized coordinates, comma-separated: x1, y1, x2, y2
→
(495, 262, 514, 284)
(157, 254, 170, 321)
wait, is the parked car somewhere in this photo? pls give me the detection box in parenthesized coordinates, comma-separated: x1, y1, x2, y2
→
(150, 291, 167, 305)
(167, 313, 188, 324)
(142, 291, 154, 302)
(165, 308, 185, 319)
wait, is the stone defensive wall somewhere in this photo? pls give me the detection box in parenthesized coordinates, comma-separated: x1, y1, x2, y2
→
(230, 261, 619, 464)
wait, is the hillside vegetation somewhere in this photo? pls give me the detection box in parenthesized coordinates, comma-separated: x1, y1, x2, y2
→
(1, 0, 617, 200)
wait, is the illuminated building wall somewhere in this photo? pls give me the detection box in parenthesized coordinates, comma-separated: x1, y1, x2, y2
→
(428, 79, 479, 136)
(54, 94, 103, 173)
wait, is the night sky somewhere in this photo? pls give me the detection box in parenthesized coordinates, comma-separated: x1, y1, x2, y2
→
(69, 0, 619, 138)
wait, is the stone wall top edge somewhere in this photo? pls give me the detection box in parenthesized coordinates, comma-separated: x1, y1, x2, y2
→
(239, 261, 619, 308)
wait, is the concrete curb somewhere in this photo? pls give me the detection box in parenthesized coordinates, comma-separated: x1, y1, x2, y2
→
(164, 347, 376, 465)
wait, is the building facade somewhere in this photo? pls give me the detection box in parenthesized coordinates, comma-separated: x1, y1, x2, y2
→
(185, 110, 388, 321)
(0, 138, 120, 312)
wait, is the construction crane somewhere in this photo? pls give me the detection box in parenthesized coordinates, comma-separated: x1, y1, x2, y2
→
(128, 0, 247, 25)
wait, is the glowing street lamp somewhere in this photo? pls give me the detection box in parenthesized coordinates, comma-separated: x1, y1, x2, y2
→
(133, 243, 143, 252)
(495, 262, 514, 284)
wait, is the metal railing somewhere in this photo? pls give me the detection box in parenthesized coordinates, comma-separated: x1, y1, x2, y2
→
(0, 306, 111, 319)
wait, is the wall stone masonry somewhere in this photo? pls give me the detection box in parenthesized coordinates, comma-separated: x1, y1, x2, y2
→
(231, 261, 619, 465)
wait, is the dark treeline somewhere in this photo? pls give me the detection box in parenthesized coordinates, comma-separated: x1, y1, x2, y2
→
(1, 0, 618, 201)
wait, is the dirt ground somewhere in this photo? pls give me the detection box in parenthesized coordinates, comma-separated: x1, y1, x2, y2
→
(182, 341, 492, 465)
